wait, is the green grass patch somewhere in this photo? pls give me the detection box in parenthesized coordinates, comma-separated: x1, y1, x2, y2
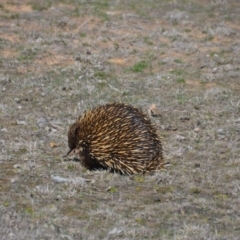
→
(176, 77, 186, 83)
(170, 69, 185, 76)
(174, 59, 183, 64)
(17, 48, 39, 62)
(190, 188, 201, 194)
(107, 186, 117, 193)
(214, 193, 228, 200)
(2, 13, 19, 19)
(3, 201, 9, 207)
(209, 50, 226, 58)
(80, 32, 87, 38)
(94, 71, 109, 79)
(82, 42, 91, 47)
(31, 1, 52, 11)
(135, 217, 146, 225)
(134, 175, 145, 183)
(129, 60, 149, 72)
(204, 34, 214, 41)
(159, 60, 167, 65)
(155, 185, 174, 194)
(144, 36, 154, 45)
(67, 165, 76, 171)
(25, 206, 34, 214)
(93, 0, 110, 21)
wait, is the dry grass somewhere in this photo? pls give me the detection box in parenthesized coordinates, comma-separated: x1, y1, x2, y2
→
(0, 0, 240, 239)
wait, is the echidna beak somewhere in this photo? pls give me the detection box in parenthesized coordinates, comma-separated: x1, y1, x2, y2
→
(63, 149, 75, 158)
(64, 148, 81, 158)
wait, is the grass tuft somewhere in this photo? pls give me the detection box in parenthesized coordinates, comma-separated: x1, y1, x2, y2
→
(129, 60, 149, 72)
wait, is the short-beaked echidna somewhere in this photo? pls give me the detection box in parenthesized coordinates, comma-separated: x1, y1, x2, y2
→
(67, 103, 166, 174)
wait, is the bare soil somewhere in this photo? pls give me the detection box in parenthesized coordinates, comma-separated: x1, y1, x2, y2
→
(0, 0, 240, 239)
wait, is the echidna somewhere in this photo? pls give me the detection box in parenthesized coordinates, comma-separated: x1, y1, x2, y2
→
(67, 103, 167, 174)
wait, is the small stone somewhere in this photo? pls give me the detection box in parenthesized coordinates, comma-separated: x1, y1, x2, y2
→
(217, 129, 225, 135)
(45, 126, 50, 131)
(212, 67, 218, 73)
(14, 98, 21, 103)
(51, 175, 69, 183)
(11, 178, 16, 183)
(161, 125, 165, 130)
(194, 127, 200, 132)
(55, 195, 61, 201)
(1, 128, 7, 132)
(8, 233, 15, 238)
(51, 128, 57, 133)
(16, 120, 27, 125)
(176, 134, 186, 141)
(41, 92, 46, 97)
(14, 164, 22, 169)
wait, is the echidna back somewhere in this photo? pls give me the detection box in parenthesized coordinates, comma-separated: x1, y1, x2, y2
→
(68, 103, 164, 174)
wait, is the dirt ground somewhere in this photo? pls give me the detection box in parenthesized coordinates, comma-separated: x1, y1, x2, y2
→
(0, 0, 240, 239)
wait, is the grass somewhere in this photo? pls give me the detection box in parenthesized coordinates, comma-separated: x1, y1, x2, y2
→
(129, 60, 149, 72)
(174, 59, 183, 64)
(176, 77, 186, 83)
(17, 48, 39, 62)
(205, 34, 214, 41)
(170, 69, 185, 76)
(0, 0, 240, 239)
(30, 1, 52, 11)
(94, 71, 109, 79)
(143, 36, 154, 46)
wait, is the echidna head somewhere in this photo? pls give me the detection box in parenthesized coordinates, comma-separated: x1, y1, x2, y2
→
(67, 121, 80, 155)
